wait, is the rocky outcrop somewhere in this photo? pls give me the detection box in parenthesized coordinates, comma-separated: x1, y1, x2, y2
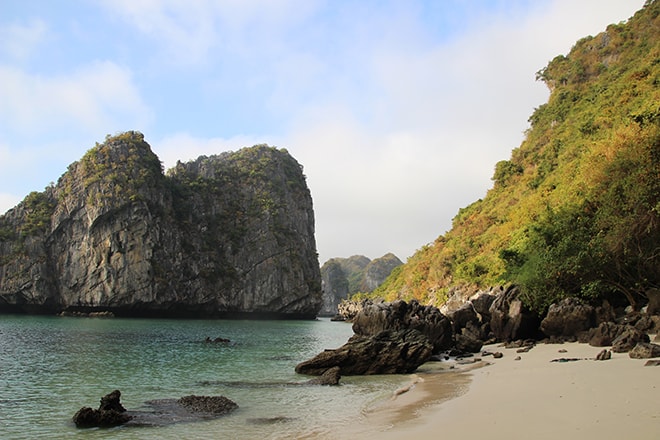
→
(305, 366, 341, 385)
(73, 390, 239, 428)
(296, 299, 454, 377)
(295, 328, 433, 375)
(73, 390, 131, 428)
(319, 253, 402, 317)
(351, 300, 453, 352)
(0, 132, 322, 318)
(488, 285, 541, 342)
(629, 342, 660, 359)
(540, 297, 596, 339)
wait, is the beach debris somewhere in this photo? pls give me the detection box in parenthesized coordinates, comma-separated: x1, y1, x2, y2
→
(550, 358, 583, 363)
(247, 416, 296, 425)
(628, 342, 660, 359)
(644, 360, 660, 366)
(558, 349, 568, 353)
(514, 356, 521, 361)
(493, 352, 504, 359)
(205, 336, 231, 344)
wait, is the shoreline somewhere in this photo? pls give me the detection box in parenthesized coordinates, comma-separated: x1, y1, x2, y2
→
(360, 340, 659, 439)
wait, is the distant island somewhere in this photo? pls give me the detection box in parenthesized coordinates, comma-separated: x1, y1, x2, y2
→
(0, 132, 321, 318)
(319, 253, 402, 316)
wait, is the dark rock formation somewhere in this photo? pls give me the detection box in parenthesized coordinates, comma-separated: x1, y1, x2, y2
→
(540, 297, 595, 338)
(595, 349, 612, 361)
(73, 390, 131, 428)
(177, 395, 238, 414)
(336, 298, 369, 322)
(612, 327, 651, 353)
(295, 328, 433, 375)
(0, 132, 321, 318)
(585, 322, 628, 346)
(320, 253, 402, 317)
(629, 342, 660, 359)
(305, 366, 341, 385)
(73, 390, 238, 428)
(488, 285, 541, 342)
(351, 299, 453, 352)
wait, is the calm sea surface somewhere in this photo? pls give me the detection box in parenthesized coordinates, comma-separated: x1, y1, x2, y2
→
(0, 315, 414, 439)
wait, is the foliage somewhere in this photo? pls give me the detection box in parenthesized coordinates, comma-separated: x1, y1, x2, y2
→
(79, 131, 164, 206)
(19, 191, 56, 237)
(375, 1, 660, 311)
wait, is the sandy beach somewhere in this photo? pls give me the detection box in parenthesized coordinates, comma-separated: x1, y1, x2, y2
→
(362, 340, 659, 440)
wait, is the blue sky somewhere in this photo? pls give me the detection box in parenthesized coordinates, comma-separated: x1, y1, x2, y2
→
(0, 0, 645, 264)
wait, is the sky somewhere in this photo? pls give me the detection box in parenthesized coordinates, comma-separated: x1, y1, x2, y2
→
(0, 0, 646, 265)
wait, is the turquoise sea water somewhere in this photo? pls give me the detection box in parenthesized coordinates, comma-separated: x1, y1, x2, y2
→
(0, 315, 413, 439)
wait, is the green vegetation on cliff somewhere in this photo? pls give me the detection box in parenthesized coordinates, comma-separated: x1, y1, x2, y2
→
(374, 1, 660, 312)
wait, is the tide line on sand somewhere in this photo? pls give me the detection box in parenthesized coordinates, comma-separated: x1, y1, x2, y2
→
(361, 340, 659, 440)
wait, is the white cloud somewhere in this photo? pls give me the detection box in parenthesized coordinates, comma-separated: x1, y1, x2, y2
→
(0, 193, 21, 215)
(0, 19, 48, 60)
(100, 0, 319, 66)
(0, 61, 152, 137)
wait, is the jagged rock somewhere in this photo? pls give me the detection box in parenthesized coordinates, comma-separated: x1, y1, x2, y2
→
(73, 390, 131, 428)
(470, 291, 497, 321)
(73, 406, 131, 428)
(352, 300, 453, 352)
(74, 390, 239, 429)
(489, 285, 541, 342)
(454, 333, 483, 353)
(0, 133, 321, 318)
(449, 303, 479, 334)
(585, 322, 622, 346)
(628, 342, 660, 359)
(612, 326, 650, 353)
(335, 299, 371, 322)
(295, 329, 433, 375)
(305, 366, 341, 385)
(595, 349, 611, 361)
(540, 297, 595, 338)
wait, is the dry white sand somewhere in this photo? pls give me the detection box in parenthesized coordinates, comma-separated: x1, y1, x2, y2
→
(361, 341, 659, 440)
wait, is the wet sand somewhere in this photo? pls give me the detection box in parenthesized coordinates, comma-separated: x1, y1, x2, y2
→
(362, 340, 660, 440)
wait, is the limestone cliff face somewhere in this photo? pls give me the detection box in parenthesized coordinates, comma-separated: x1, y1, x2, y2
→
(319, 253, 402, 316)
(0, 132, 322, 318)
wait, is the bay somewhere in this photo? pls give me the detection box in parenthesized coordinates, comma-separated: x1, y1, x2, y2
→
(0, 315, 411, 439)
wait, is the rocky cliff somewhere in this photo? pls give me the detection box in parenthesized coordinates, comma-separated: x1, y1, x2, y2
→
(0, 131, 322, 318)
(319, 253, 402, 316)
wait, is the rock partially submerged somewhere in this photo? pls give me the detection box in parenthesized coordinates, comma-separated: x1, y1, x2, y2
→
(73, 390, 238, 429)
(72, 390, 131, 428)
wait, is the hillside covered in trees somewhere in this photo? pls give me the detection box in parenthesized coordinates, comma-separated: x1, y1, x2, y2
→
(372, 0, 659, 313)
